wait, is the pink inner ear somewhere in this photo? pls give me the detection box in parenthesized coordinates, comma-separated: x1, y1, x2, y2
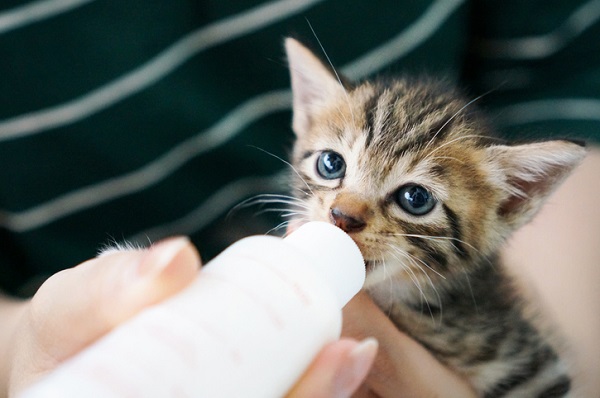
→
(498, 177, 535, 217)
(491, 140, 586, 231)
(498, 159, 574, 220)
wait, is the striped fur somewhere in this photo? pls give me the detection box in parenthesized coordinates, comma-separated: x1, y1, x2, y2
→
(286, 38, 586, 397)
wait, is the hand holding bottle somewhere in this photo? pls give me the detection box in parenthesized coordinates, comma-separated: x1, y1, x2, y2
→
(5, 223, 377, 398)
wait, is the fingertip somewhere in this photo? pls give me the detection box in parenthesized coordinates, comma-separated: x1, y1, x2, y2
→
(100, 237, 201, 327)
(286, 338, 378, 398)
(138, 237, 200, 278)
(333, 337, 378, 398)
(135, 237, 201, 300)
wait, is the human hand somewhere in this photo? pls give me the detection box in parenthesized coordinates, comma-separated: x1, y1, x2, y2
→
(4, 238, 200, 397)
(288, 337, 378, 398)
(2, 237, 377, 398)
(342, 291, 476, 397)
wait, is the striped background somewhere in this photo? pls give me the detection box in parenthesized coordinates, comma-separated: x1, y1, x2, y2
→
(0, 0, 598, 295)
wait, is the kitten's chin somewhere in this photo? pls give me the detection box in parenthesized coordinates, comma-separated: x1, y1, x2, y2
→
(364, 266, 388, 290)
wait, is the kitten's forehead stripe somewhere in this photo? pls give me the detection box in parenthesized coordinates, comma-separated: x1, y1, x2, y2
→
(363, 91, 381, 148)
(356, 80, 477, 178)
(430, 164, 446, 178)
(392, 132, 433, 160)
(424, 116, 455, 145)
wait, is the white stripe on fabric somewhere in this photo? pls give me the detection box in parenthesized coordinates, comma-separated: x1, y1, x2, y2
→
(0, 91, 292, 232)
(0, 0, 94, 34)
(477, 0, 600, 60)
(342, 0, 466, 79)
(129, 171, 287, 243)
(497, 98, 600, 125)
(127, 0, 468, 240)
(0, 0, 464, 232)
(0, 0, 323, 142)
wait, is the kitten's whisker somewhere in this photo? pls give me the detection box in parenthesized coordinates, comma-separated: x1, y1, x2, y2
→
(392, 233, 493, 269)
(424, 91, 493, 152)
(236, 195, 310, 209)
(386, 244, 444, 323)
(424, 134, 500, 160)
(403, 251, 444, 325)
(385, 248, 425, 299)
(246, 193, 306, 202)
(253, 208, 308, 218)
(403, 263, 425, 308)
(385, 246, 427, 289)
(464, 272, 479, 315)
(385, 245, 439, 324)
(266, 220, 292, 236)
(306, 19, 356, 127)
(426, 155, 466, 164)
(228, 193, 310, 220)
(248, 145, 315, 196)
(281, 215, 310, 238)
(390, 233, 481, 257)
(280, 212, 308, 218)
(401, 248, 446, 280)
(251, 199, 310, 211)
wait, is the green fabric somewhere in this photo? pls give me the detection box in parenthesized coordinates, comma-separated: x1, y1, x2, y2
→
(463, 0, 600, 142)
(0, 0, 598, 295)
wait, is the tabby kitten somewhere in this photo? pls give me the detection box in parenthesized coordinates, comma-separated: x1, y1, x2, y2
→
(284, 38, 586, 397)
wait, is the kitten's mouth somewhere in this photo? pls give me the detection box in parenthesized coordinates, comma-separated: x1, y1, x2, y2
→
(287, 219, 374, 271)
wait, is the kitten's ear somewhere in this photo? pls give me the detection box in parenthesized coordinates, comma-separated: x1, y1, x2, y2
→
(486, 140, 586, 229)
(285, 38, 346, 136)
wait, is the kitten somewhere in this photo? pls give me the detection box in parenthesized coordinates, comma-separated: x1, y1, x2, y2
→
(284, 38, 586, 397)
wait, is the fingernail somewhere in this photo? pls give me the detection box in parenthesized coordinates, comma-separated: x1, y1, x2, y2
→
(137, 237, 191, 278)
(334, 337, 378, 398)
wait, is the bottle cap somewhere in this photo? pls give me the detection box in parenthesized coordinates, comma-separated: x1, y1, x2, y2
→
(284, 222, 365, 307)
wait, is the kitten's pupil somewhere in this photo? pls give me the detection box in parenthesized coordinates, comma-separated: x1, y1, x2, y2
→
(397, 185, 436, 215)
(317, 151, 346, 180)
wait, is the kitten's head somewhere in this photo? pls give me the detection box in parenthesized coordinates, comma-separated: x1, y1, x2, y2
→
(285, 38, 585, 288)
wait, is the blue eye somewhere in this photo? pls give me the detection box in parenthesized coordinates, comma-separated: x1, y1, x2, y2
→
(396, 185, 436, 215)
(317, 151, 346, 180)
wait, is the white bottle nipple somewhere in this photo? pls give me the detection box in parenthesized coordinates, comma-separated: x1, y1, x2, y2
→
(284, 221, 365, 308)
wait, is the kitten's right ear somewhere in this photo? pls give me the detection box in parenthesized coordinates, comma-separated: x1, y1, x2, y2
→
(485, 140, 586, 230)
(285, 38, 346, 136)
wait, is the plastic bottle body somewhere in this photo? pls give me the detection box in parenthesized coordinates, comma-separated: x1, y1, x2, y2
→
(21, 223, 364, 398)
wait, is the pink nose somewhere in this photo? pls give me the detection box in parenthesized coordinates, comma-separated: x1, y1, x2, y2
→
(330, 207, 366, 233)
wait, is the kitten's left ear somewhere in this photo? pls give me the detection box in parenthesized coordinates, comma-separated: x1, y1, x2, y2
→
(285, 38, 347, 136)
(486, 140, 586, 229)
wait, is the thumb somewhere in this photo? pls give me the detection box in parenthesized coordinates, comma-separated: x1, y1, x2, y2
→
(11, 237, 200, 394)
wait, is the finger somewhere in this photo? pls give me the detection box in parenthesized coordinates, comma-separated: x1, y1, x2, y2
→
(12, 238, 200, 393)
(343, 291, 476, 397)
(287, 338, 378, 398)
(351, 383, 380, 398)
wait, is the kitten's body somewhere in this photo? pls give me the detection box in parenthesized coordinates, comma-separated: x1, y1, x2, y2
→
(284, 39, 585, 397)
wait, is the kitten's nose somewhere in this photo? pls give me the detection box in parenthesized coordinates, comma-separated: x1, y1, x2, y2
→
(330, 207, 366, 233)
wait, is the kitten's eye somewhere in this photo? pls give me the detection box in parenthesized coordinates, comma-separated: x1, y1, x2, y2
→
(316, 151, 346, 180)
(396, 184, 436, 216)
